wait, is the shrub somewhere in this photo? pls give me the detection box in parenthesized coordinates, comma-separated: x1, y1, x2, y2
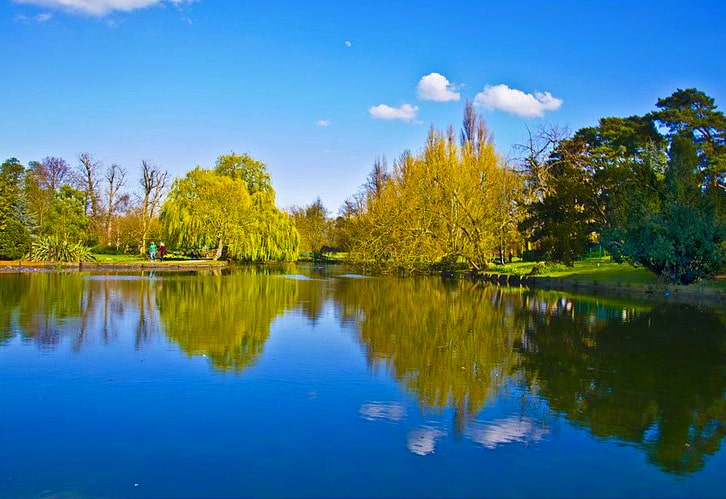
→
(28, 235, 96, 262)
(0, 219, 31, 260)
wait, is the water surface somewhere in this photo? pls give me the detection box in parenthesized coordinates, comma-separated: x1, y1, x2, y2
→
(1, 266, 725, 498)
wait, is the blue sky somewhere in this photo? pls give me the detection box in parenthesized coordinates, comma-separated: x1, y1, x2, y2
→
(1, 0, 725, 212)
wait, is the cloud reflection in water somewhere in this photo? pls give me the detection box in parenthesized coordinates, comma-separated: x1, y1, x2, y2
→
(464, 417, 548, 449)
(407, 426, 447, 456)
(359, 401, 406, 422)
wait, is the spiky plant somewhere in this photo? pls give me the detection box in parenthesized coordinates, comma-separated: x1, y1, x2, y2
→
(28, 235, 96, 262)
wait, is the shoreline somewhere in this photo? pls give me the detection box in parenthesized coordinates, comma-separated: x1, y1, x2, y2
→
(0, 260, 229, 273)
(471, 272, 726, 307)
(2, 260, 724, 307)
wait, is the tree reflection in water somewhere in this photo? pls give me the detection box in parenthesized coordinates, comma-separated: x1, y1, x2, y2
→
(335, 277, 524, 432)
(515, 298, 726, 474)
(158, 267, 299, 372)
(1, 268, 725, 474)
(1, 272, 91, 348)
(335, 276, 726, 472)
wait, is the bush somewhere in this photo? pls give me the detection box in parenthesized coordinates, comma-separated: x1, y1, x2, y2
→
(29, 235, 96, 262)
(0, 219, 31, 260)
(90, 244, 126, 255)
(529, 262, 546, 275)
(528, 261, 568, 275)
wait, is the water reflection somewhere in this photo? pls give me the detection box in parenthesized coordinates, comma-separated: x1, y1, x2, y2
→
(406, 426, 447, 456)
(0, 272, 162, 350)
(516, 301, 726, 474)
(158, 268, 299, 372)
(464, 417, 548, 449)
(335, 278, 521, 431)
(359, 401, 407, 422)
(1, 268, 725, 475)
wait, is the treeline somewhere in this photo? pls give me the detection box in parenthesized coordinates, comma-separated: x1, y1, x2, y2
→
(293, 88, 726, 284)
(1, 88, 725, 283)
(0, 151, 298, 263)
(0, 155, 167, 261)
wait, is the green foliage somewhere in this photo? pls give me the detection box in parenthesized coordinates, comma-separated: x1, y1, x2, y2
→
(522, 89, 726, 283)
(0, 158, 25, 221)
(613, 136, 726, 283)
(37, 185, 92, 243)
(290, 197, 334, 254)
(161, 156, 299, 262)
(228, 192, 300, 261)
(520, 137, 600, 266)
(1, 158, 32, 259)
(29, 234, 96, 262)
(162, 167, 253, 253)
(0, 218, 31, 260)
(89, 244, 127, 255)
(652, 88, 726, 206)
(214, 152, 273, 195)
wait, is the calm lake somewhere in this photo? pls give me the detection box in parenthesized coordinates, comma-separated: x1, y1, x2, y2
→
(1, 265, 725, 499)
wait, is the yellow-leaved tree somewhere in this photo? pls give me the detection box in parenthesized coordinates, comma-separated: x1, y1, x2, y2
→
(160, 153, 299, 261)
(344, 103, 522, 272)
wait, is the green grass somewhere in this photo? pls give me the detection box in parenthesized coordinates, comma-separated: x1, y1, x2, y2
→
(91, 253, 146, 263)
(90, 253, 208, 264)
(543, 261, 657, 284)
(489, 258, 726, 290)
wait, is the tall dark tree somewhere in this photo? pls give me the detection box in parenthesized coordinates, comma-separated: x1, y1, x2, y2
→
(0, 158, 31, 259)
(519, 134, 601, 265)
(652, 88, 726, 192)
(616, 135, 725, 283)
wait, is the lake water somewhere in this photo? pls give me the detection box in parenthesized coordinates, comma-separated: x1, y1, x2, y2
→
(1, 265, 725, 499)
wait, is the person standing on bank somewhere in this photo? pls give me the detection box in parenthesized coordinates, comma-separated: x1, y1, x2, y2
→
(149, 241, 157, 262)
(159, 242, 167, 262)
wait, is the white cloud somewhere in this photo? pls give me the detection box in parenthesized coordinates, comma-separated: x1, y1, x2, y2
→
(315, 119, 331, 127)
(416, 72, 460, 102)
(474, 84, 563, 118)
(13, 0, 193, 16)
(344, 40, 352, 48)
(368, 103, 419, 122)
(14, 11, 53, 22)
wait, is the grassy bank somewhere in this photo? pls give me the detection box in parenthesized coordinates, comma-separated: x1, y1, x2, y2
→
(474, 258, 726, 307)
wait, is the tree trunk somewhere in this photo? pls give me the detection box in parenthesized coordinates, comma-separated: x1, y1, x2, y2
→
(214, 237, 223, 260)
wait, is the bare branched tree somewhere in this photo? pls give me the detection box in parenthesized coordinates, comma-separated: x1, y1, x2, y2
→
(365, 156, 389, 201)
(42, 156, 70, 192)
(104, 163, 127, 247)
(460, 100, 490, 155)
(138, 160, 168, 254)
(513, 123, 570, 203)
(76, 153, 101, 219)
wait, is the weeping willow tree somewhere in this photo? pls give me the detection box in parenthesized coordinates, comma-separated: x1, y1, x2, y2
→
(160, 153, 299, 261)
